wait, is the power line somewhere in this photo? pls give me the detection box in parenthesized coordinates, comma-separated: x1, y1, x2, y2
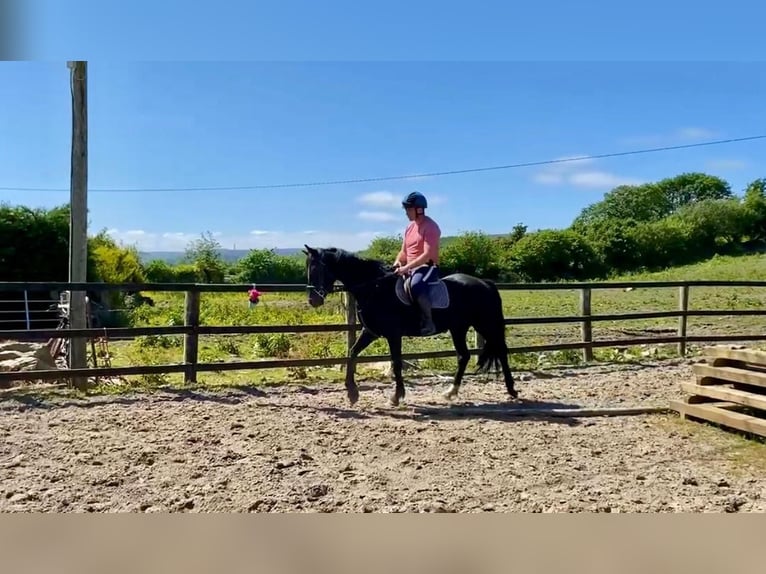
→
(3, 133, 765, 194)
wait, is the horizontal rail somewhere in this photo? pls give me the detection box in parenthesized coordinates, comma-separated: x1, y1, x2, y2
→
(3, 307, 766, 340)
(3, 279, 766, 293)
(4, 332, 766, 384)
(506, 308, 766, 326)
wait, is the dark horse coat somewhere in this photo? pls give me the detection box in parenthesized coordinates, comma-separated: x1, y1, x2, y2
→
(303, 245, 518, 406)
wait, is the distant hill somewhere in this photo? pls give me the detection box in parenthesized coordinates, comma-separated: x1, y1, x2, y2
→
(138, 233, 509, 265)
(139, 247, 302, 264)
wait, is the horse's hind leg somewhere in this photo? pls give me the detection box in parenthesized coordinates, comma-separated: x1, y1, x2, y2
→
(475, 323, 518, 400)
(444, 325, 470, 401)
(498, 349, 517, 399)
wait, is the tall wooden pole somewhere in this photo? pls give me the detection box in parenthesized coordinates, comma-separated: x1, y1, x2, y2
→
(67, 60, 88, 390)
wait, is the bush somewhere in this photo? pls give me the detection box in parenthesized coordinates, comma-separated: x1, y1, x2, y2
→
(440, 231, 502, 279)
(503, 229, 603, 282)
(233, 249, 304, 283)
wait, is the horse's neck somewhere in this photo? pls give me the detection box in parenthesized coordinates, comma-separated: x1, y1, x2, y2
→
(332, 257, 386, 292)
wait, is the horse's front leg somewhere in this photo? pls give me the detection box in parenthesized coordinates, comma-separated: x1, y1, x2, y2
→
(386, 335, 406, 407)
(345, 328, 378, 405)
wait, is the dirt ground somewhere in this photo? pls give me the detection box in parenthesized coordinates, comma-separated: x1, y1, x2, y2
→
(2, 358, 766, 513)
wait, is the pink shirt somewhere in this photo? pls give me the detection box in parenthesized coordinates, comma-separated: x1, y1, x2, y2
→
(248, 288, 262, 302)
(400, 216, 441, 266)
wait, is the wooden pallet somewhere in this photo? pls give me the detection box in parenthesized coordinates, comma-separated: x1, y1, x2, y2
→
(670, 345, 766, 438)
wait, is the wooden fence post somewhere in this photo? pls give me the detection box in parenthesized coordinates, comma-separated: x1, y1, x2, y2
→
(184, 288, 200, 384)
(678, 285, 689, 356)
(580, 287, 593, 362)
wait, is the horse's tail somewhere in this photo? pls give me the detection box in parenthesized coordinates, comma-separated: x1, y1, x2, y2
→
(475, 279, 509, 375)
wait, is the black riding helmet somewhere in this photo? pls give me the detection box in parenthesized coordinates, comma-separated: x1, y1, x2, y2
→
(402, 191, 427, 209)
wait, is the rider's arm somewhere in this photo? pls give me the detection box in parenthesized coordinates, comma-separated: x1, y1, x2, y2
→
(393, 234, 407, 267)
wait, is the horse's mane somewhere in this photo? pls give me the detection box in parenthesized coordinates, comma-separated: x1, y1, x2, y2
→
(322, 247, 391, 277)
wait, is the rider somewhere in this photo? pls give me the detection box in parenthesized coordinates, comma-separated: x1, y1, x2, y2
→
(392, 191, 441, 335)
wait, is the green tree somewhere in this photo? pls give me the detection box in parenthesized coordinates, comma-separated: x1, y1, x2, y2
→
(183, 231, 226, 283)
(742, 178, 766, 243)
(572, 183, 672, 228)
(655, 172, 732, 211)
(572, 173, 733, 230)
(0, 203, 70, 281)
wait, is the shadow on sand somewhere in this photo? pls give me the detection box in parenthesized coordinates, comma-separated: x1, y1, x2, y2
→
(0, 382, 665, 428)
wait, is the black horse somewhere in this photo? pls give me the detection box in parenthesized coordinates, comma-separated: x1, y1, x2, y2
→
(303, 245, 518, 407)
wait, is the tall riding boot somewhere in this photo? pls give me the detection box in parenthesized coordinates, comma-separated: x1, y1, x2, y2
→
(416, 293, 436, 335)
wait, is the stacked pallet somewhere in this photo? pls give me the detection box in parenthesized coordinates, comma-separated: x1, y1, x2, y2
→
(671, 346, 766, 437)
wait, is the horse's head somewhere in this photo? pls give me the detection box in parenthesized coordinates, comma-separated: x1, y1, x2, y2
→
(303, 244, 392, 307)
(303, 244, 336, 307)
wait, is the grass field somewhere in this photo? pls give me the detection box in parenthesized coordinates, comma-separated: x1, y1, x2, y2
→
(97, 252, 766, 392)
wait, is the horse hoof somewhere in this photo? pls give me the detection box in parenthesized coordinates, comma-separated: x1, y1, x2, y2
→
(443, 390, 457, 401)
(347, 391, 359, 406)
(389, 395, 401, 407)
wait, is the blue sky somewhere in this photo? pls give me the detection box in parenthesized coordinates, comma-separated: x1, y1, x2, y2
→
(2, 2, 766, 253)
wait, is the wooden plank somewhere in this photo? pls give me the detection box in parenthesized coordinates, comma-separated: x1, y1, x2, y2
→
(680, 382, 766, 412)
(670, 399, 766, 438)
(692, 363, 766, 389)
(702, 346, 766, 367)
(412, 405, 671, 418)
(0, 325, 191, 339)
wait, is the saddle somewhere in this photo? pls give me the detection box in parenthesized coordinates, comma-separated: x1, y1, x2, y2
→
(394, 271, 450, 309)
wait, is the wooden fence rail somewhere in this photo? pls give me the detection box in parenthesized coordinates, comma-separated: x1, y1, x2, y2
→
(2, 280, 766, 388)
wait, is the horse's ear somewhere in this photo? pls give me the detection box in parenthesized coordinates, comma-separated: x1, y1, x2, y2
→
(303, 244, 317, 256)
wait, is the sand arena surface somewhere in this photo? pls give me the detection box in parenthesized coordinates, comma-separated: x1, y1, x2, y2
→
(2, 359, 766, 513)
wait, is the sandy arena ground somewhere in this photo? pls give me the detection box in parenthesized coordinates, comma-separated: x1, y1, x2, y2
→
(2, 358, 766, 513)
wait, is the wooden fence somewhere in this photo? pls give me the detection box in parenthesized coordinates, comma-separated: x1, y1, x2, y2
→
(2, 279, 766, 389)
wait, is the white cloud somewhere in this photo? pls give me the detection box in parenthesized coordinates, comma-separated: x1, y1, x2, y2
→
(427, 194, 447, 206)
(357, 191, 401, 209)
(531, 172, 565, 185)
(531, 153, 643, 189)
(706, 159, 748, 170)
(676, 127, 717, 141)
(358, 210, 400, 222)
(106, 229, 393, 253)
(356, 190, 447, 210)
(568, 171, 644, 188)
